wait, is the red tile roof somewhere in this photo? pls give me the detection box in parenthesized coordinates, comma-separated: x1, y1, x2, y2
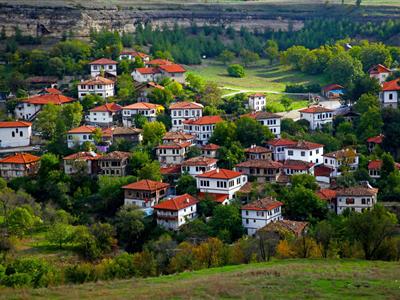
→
(288, 140, 324, 150)
(197, 192, 229, 203)
(122, 179, 170, 191)
(241, 196, 283, 211)
(147, 59, 173, 66)
(283, 159, 314, 170)
(89, 58, 118, 65)
(160, 165, 182, 175)
(163, 131, 194, 142)
(201, 143, 220, 151)
(249, 93, 265, 97)
(44, 87, 62, 94)
(368, 64, 391, 74)
(316, 189, 337, 200)
(336, 186, 378, 197)
(184, 116, 223, 125)
(382, 79, 400, 91)
(322, 84, 344, 92)
(157, 141, 192, 149)
(267, 138, 297, 147)
(368, 159, 400, 170)
(23, 94, 74, 105)
(169, 101, 204, 110)
(120, 50, 149, 58)
(244, 145, 271, 153)
(90, 102, 122, 113)
(182, 156, 218, 166)
(153, 194, 198, 211)
(67, 125, 97, 134)
(159, 64, 186, 73)
(80, 76, 114, 85)
(0, 153, 40, 164)
(314, 165, 333, 177)
(243, 111, 281, 120)
(236, 159, 282, 169)
(123, 102, 161, 110)
(63, 151, 101, 161)
(367, 134, 384, 144)
(197, 168, 242, 179)
(135, 67, 160, 75)
(0, 121, 32, 128)
(299, 106, 333, 113)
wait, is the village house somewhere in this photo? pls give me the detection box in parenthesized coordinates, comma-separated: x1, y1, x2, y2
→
(146, 59, 173, 67)
(316, 188, 337, 212)
(368, 159, 400, 179)
(367, 134, 384, 152)
(39, 87, 62, 95)
(77, 76, 115, 100)
(158, 64, 186, 83)
(284, 140, 324, 165)
(380, 78, 400, 108)
(122, 102, 163, 127)
(244, 145, 272, 160)
(86, 103, 122, 127)
(15, 93, 74, 121)
(111, 127, 143, 145)
(321, 84, 344, 99)
(266, 138, 297, 161)
(245, 112, 281, 138)
(241, 197, 283, 236)
(0, 153, 40, 179)
(89, 58, 117, 78)
(63, 151, 101, 175)
(162, 131, 195, 145)
(136, 82, 164, 102)
(299, 106, 334, 130)
(235, 159, 282, 183)
(196, 168, 248, 204)
(156, 141, 192, 166)
(282, 159, 315, 176)
(201, 143, 220, 158)
(183, 116, 223, 146)
(181, 156, 218, 177)
(119, 50, 150, 62)
(169, 101, 204, 131)
(122, 179, 170, 211)
(257, 220, 309, 238)
(25, 76, 58, 89)
(0, 121, 32, 148)
(336, 183, 378, 214)
(131, 67, 161, 83)
(247, 93, 266, 112)
(67, 125, 97, 148)
(369, 64, 392, 84)
(153, 194, 198, 230)
(323, 148, 359, 177)
(314, 165, 334, 187)
(98, 151, 131, 176)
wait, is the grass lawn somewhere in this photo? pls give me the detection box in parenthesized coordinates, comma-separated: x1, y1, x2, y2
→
(1, 259, 399, 299)
(187, 59, 329, 93)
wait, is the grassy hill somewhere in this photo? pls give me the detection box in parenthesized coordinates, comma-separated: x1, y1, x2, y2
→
(1, 259, 399, 299)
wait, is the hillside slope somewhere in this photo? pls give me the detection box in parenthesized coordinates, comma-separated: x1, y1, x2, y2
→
(1, 259, 399, 299)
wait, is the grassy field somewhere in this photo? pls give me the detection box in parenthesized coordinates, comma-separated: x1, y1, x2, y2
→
(1, 259, 399, 299)
(187, 60, 329, 93)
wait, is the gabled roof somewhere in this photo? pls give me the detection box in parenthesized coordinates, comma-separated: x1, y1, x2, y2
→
(147, 59, 173, 66)
(241, 196, 283, 211)
(244, 145, 271, 154)
(182, 156, 217, 167)
(316, 189, 337, 200)
(22, 94, 74, 105)
(0, 153, 40, 164)
(367, 160, 400, 170)
(367, 134, 384, 144)
(67, 125, 97, 134)
(201, 143, 220, 151)
(288, 140, 324, 150)
(267, 138, 297, 147)
(282, 159, 314, 170)
(98, 151, 131, 160)
(0, 121, 32, 128)
(299, 106, 334, 113)
(197, 168, 242, 179)
(134, 67, 160, 75)
(160, 165, 182, 175)
(197, 192, 229, 203)
(122, 179, 170, 191)
(80, 76, 114, 85)
(249, 93, 265, 97)
(159, 64, 186, 73)
(153, 194, 198, 211)
(63, 151, 101, 161)
(111, 127, 142, 135)
(122, 102, 161, 110)
(169, 101, 204, 110)
(163, 131, 194, 141)
(369, 64, 391, 74)
(157, 141, 192, 149)
(336, 185, 378, 197)
(324, 148, 357, 159)
(382, 79, 400, 91)
(259, 220, 308, 237)
(43, 87, 62, 95)
(322, 84, 344, 92)
(120, 50, 149, 58)
(243, 111, 281, 120)
(236, 159, 282, 169)
(90, 102, 122, 113)
(89, 58, 118, 65)
(184, 116, 223, 125)
(314, 165, 333, 177)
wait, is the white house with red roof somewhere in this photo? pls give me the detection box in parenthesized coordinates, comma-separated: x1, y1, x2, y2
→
(323, 148, 359, 177)
(369, 64, 392, 84)
(321, 84, 344, 99)
(89, 58, 118, 77)
(78, 76, 115, 100)
(67, 125, 97, 148)
(284, 140, 324, 165)
(380, 78, 400, 108)
(122, 102, 163, 126)
(63, 151, 101, 175)
(282, 159, 315, 176)
(162, 131, 195, 145)
(336, 184, 378, 214)
(247, 93, 266, 112)
(86, 103, 122, 127)
(245, 112, 281, 138)
(122, 179, 170, 211)
(156, 141, 192, 166)
(235, 160, 282, 183)
(184, 116, 223, 146)
(368, 159, 400, 179)
(158, 64, 186, 83)
(241, 197, 283, 236)
(146, 59, 173, 67)
(266, 138, 297, 161)
(169, 101, 204, 131)
(131, 67, 161, 83)
(201, 143, 220, 158)
(196, 168, 247, 203)
(153, 194, 198, 230)
(0, 153, 40, 179)
(181, 156, 218, 177)
(299, 106, 334, 130)
(367, 134, 384, 152)
(244, 145, 272, 160)
(119, 50, 150, 62)
(0, 121, 32, 148)
(15, 94, 74, 121)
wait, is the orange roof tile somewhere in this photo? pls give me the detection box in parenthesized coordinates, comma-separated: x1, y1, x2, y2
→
(157, 141, 192, 149)
(182, 156, 218, 166)
(122, 102, 161, 110)
(23, 94, 74, 105)
(122, 179, 170, 191)
(288, 140, 324, 150)
(184, 116, 223, 125)
(160, 165, 182, 175)
(90, 102, 122, 113)
(80, 76, 114, 85)
(159, 64, 186, 73)
(44, 87, 62, 94)
(236, 159, 282, 169)
(135, 67, 160, 75)
(367, 134, 384, 144)
(243, 111, 281, 120)
(299, 106, 334, 113)
(283, 159, 314, 170)
(382, 79, 400, 91)
(120, 51, 149, 58)
(197, 168, 242, 179)
(0, 153, 40, 164)
(244, 145, 271, 153)
(267, 138, 297, 147)
(201, 143, 220, 151)
(169, 101, 204, 110)
(147, 59, 173, 66)
(322, 84, 344, 92)
(249, 93, 265, 97)
(0, 121, 32, 128)
(314, 165, 333, 177)
(89, 58, 117, 65)
(153, 194, 198, 211)
(63, 151, 101, 161)
(241, 197, 283, 211)
(316, 189, 337, 200)
(369, 64, 391, 74)
(67, 125, 97, 134)
(197, 192, 229, 203)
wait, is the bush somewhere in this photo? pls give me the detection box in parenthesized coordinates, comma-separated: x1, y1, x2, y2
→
(1, 273, 32, 287)
(227, 64, 245, 78)
(64, 263, 96, 284)
(285, 83, 321, 93)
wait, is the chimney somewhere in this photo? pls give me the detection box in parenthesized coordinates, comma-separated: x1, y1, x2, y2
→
(216, 168, 220, 173)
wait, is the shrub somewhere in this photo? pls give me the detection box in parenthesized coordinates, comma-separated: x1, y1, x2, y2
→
(64, 263, 96, 284)
(1, 273, 32, 287)
(227, 64, 245, 78)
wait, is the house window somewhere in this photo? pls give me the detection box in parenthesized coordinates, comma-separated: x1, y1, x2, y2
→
(288, 150, 293, 156)
(346, 198, 355, 205)
(301, 151, 305, 156)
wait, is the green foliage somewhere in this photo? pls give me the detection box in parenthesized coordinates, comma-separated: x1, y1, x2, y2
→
(240, 49, 260, 67)
(46, 223, 74, 249)
(227, 64, 245, 78)
(235, 117, 274, 148)
(326, 52, 364, 86)
(115, 207, 145, 252)
(176, 174, 197, 196)
(281, 46, 309, 70)
(142, 121, 166, 146)
(217, 50, 235, 65)
(209, 205, 243, 243)
(138, 161, 162, 181)
(7, 207, 40, 238)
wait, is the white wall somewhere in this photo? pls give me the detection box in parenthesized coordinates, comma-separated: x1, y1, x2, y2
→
(284, 146, 323, 165)
(67, 133, 94, 148)
(86, 111, 115, 126)
(15, 103, 42, 120)
(258, 117, 281, 138)
(242, 207, 282, 236)
(336, 195, 376, 214)
(156, 147, 186, 165)
(197, 175, 248, 199)
(0, 126, 31, 148)
(91, 64, 117, 77)
(156, 205, 197, 230)
(181, 163, 217, 177)
(122, 108, 157, 127)
(184, 124, 216, 146)
(171, 108, 202, 131)
(380, 91, 398, 108)
(78, 84, 114, 100)
(300, 112, 333, 130)
(248, 96, 266, 112)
